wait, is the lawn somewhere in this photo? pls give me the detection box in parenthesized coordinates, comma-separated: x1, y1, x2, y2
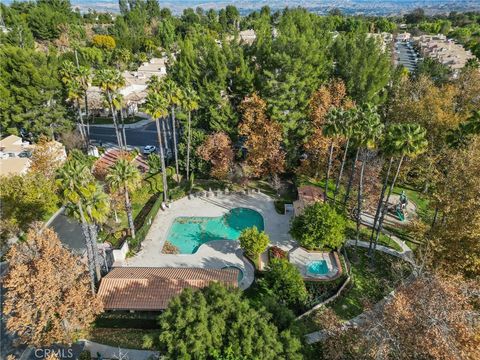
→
(328, 247, 410, 320)
(393, 184, 432, 223)
(88, 328, 160, 350)
(101, 172, 164, 248)
(345, 219, 402, 252)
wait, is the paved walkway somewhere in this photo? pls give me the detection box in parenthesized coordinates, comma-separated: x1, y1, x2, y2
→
(124, 192, 295, 289)
(305, 216, 416, 344)
(82, 340, 159, 360)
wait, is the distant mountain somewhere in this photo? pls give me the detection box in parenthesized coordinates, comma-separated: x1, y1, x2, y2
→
(4, 0, 480, 15)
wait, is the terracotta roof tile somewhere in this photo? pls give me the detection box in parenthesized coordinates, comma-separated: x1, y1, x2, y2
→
(98, 267, 239, 311)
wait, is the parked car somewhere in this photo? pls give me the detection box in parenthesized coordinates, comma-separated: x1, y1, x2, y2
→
(143, 145, 157, 155)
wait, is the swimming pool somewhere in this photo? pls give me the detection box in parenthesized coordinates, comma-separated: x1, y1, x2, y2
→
(306, 260, 329, 276)
(166, 208, 264, 254)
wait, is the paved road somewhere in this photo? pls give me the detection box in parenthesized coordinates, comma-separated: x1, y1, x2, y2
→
(89, 116, 177, 150)
(394, 40, 419, 72)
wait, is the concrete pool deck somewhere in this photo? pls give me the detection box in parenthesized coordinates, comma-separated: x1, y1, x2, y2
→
(124, 192, 296, 289)
(289, 247, 341, 280)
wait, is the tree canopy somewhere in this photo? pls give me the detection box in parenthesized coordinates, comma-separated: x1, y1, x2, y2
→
(290, 202, 346, 250)
(3, 225, 102, 346)
(157, 282, 302, 360)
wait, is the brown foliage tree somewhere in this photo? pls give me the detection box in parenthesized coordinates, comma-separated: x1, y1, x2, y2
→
(3, 225, 102, 346)
(386, 75, 472, 190)
(320, 273, 480, 360)
(299, 79, 353, 178)
(309, 79, 349, 127)
(29, 136, 66, 179)
(239, 93, 285, 178)
(197, 132, 234, 180)
(427, 138, 480, 278)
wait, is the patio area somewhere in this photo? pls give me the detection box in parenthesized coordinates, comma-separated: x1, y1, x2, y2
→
(123, 192, 296, 289)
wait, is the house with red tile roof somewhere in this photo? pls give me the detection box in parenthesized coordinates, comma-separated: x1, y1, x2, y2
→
(97, 267, 239, 311)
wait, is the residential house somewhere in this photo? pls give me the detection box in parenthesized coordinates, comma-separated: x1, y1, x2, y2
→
(87, 57, 168, 117)
(0, 135, 66, 177)
(412, 34, 476, 77)
(97, 267, 239, 311)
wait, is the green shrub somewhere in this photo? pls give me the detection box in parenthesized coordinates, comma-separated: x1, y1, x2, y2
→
(239, 226, 270, 258)
(290, 202, 346, 250)
(79, 350, 91, 360)
(262, 258, 308, 308)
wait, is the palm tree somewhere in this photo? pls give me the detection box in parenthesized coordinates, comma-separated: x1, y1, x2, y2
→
(66, 80, 87, 143)
(370, 123, 428, 256)
(352, 105, 384, 248)
(56, 159, 98, 291)
(144, 91, 170, 204)
(76, 65, 93, 136)
(112, 92, 128, 147)
(323, 108, 344, 202)
(181, 86, 199, 181)
(95, 68, 126, 148)
(333, 108, 356, 203)
(82, 181, 110, 281)
(59, 60, 77, 85)
(106, 159, 141, 239)
(162, 79, 184, 182)
(148, 76, 169, 152)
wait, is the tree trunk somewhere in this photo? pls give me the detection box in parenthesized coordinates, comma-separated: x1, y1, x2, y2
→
(324, 139, 334, 202)
(155, 118, 169, 203)
(343, 147, 360, 209)
(76, 99, 87, 143)
(372, 155, 405, 255)
(118, 108, 127, 149)
(78, 202, 96, 292)
(355, 149, 367, 248)
(431, 206, 439, 229)
(124, 184, 135, 239)
(84, 94, 90, 122)
(171, 106, 180, 182)
(107, 91, 123, 148)
(368, 157, 394, 255)
(333, 137, 350, 203)
(87, 222, 102, 281)
(186, 110, 192, 181)
(161, 116, 169, 152)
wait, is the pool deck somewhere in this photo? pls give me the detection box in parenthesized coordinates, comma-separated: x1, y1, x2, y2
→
(123, 192, 296, 289)
(289, 247, 340, 280)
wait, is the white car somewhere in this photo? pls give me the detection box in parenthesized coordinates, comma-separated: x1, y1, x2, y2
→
(143, 145, 157, 155)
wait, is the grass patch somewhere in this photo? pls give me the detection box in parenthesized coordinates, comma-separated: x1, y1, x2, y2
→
(345, 219, 402, 252)
(328, 247, 410, 320)
(88, 328, 160, 350)
(393, 185, 432, 223)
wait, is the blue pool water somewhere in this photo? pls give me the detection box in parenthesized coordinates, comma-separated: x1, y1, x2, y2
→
(166, 208, 264, 254)
(307, 260, 329, 275)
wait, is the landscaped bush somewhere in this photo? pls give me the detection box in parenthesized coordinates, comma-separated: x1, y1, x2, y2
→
(162, 240, 179, 254)
(239, 226, 270, 259)
(269, 246, 287, 260)
(290, 202, 347, 250)
(261, 258, 308, 308)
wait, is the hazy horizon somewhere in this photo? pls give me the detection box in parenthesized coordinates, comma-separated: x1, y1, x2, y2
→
(3, 0, 480, 15)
